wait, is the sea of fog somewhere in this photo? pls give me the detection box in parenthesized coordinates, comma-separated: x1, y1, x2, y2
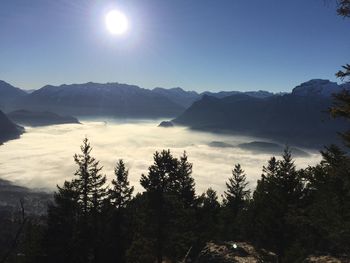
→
(0, 119, 322, 194)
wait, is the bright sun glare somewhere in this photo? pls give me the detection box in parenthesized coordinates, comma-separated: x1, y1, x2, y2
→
(105, 10, 128, 35)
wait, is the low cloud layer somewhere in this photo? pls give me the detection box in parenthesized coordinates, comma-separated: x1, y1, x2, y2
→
(0, 120, 322, 195)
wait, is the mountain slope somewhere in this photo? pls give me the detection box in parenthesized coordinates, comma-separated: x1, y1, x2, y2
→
(0, 110, 24, 144)
(153, 87, 275, 108)
(8, 110, 80, 126)
(173, 89, 348, 148)
(0, 81, 27, 111)
(14, 82, 185, 118)
(153, 87, 199, 108)
(292, 79, 350, 97)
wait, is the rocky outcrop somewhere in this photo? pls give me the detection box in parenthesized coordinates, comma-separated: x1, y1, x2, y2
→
(304, 255, 350, 263)
(194, 242, 278, 263)
(158, 121, 174, 127)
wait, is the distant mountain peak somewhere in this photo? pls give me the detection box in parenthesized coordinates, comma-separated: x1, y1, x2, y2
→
(292, 79, 344, 97)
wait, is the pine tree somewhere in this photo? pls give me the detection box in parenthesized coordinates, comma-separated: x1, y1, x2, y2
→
(175, 151, 196, 208)
(139, 150, 196, 263)
(330, 90, 350, 147)
(337, 0, 350, 17)
(220, 164, 250, 240)
(73, 138, 107, 216)
(196, 188, 221, 246)
(101, 159, 134, 263)
(109, 159, 134, 209)
(140, 150, 178, 263)
(46, 181, 81, 263)
(223, 164, 250, 213)
(304, 145, 350, 254)
(249, 148, 304, 259)
(331, 0, 350, 147)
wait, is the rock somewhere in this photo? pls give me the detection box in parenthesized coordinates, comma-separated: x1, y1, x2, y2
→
(304, 255, 350, 263)
(158, 121, 174, 127)
(195, 242, 278, 263)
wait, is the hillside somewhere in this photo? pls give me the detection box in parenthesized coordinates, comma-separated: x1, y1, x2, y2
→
(0, 81, 27, 111)
(12, 82, 185, 118)
(173, 80, 350, 148)
(8, 110, 80, 127)
(0, 110, 24, 144)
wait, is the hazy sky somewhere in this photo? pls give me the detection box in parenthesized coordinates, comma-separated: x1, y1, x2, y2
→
(0, 0, 349, 92)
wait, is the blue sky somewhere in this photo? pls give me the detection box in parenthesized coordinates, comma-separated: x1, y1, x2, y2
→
(0, 0, 349, 92)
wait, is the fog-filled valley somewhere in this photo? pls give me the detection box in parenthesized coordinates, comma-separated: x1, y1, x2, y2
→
(1, 0, 350, 261)
(0, 119, 321, 194)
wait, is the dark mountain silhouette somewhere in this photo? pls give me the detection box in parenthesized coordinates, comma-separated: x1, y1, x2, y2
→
(8, 110, 80, 127)
(158, 121, 174, 127)
(292, 79, 350, 97)
(0, 80, 27, 111)
(237, 141, 309, 157)
(13, 82, 185, 118)
(208, 140, 309, 156)
(4, 81, 276, 118)
(201, 90, 274, 99)
(0, 110, 24, 144)
(153, 87, 199, 108)
(0, 178, 51, 214)
(173, 80, 350, 148)
(153, 87, 275, 108)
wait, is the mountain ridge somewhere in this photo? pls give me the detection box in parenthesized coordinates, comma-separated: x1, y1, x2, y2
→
(0, 110, 24, 145)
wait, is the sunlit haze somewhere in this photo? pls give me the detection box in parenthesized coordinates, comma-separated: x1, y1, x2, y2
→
(0, 120, 321, 194)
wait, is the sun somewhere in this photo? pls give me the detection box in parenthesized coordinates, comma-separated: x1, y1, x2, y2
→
(105, 10, 128, 35)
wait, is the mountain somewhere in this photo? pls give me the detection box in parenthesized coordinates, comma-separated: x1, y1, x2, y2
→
(9, 81, 276, 117)
(292, 79, 350, 97)
(237, 141, 309, 157)
(202, 90, 274, 99)
(8, 110, 80, 127)
(153, 87, 275, 108)
(153, 87, 199, 108)
(13, 82, 185, 118)
(0, 81, 27, 111)
(0, 178, 51, 214)
(0, 110, 24, 144)
(173, 81, 349, 148)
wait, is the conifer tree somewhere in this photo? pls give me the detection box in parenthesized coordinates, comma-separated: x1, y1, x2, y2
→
(139, 150, 196, 263)
(220, 164, 250, 240)
(304, 145, 350, 253)
(140, 150, 178, 263)
(109, 159, 134, 209)
(331, 0, 350, 147)
(249, 148, 304, 259)
(196, 188, 221, 246)
(46, 181, 81, 263)
(101, 159, 134, 263)
(223, 164, 250, 213)
(337, 0, 350, 17)
(73, 138, 107, 216)
(175, 151, 196, 208)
